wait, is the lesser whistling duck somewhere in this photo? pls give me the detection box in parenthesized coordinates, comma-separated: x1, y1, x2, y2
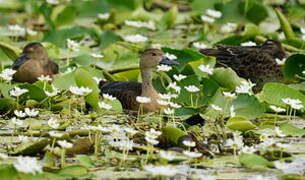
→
(199, 39, 286, 90)
(12, 42, 59, 83)
(99, 49, 179, 112)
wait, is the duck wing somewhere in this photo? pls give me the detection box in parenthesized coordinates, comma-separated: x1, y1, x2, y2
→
(99, 81, 142, 111)
(200, 45, 282, 89)
(12, 54, 29, 70)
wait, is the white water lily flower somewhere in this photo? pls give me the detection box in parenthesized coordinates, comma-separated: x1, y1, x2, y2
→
(164, 53, 177, 60)
(269, 105, 285, 113)
(143, 165, 178, 176)
(168, 82, 181, 93)
(98, 102, 112, 110)
(220, 22, 238, 34)
(46, 0, 59, 5)
(159, 150, 177, 161)
(48, 118, 60, 129)
(201, 15, 215, 23)
(157, 64, 172, 72)
(146, 128, 162, 138)
(14, 110, 26, 118)
(211, 104, 222, 111)
(12, 117, 23, 126)
(145, 136, 159, 145)
(169, 102, 181, 108)
(97, 13, 110, 20)
(235, 81, 255, 95)
(241, 41, 257, 46)
(10, 87, 28, 97)
(225, 131, 244, 149)
(57, 140, 73, 149)
(223, 92, 236, 99)
(206, 9, 222, 18)
(198, 64, 214, 75)
(108, 139, 135, 151)
(173, 74, 187, 81)
(124, 34, 148, 43)
(241, 146, 256, 154)
(301, 27, 305, 34)
(102, 93, 117, 101)
(164, 108, 175, 115)
(49, 131, 64, 138)
(125, 20, 156, 30)
(182, 140, 196, 147)
(183, 151, 202, 158)
(159, 93, 174, 100)
(302, 70, 305, 75)
(90, 53, 104, 58)
(25, 108, 39, 117)
(66, 39, 80, 52)
(69, 86, 92, 96)
(37, 75, 52, 81)
(124, 127, 138, 136)
(0, 68, 16, 81)
(136, 96, 151, 103)
(13, 156, 42, 174)
(282, 98, 304, 110)
(45, 89, 59, 97)
(230, 105, 236, 117)
(193, 42, 207, 49)
(275, 58, 286, 65)
(157, 99, 169, 106)
(185, 85, 200, 93)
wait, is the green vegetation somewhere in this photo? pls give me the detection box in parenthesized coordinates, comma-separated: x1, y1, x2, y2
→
(0, 0, 305, 179)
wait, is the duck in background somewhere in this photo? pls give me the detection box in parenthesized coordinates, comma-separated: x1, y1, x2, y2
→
(99, 49, 179, 113)
(12, 42, 59, 83)
(200, 39, 287, 90)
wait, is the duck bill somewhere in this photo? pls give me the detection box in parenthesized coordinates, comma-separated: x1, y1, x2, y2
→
(160, 57, 179, 66)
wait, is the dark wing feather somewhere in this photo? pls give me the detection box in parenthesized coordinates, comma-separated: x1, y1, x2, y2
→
(200, 45, 283, 90)
(12, 54, 29, 70)
(99, 81, 142, 110)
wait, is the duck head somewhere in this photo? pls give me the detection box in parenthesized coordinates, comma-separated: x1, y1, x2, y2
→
(262, 39, 287, 59)
(22, 42, 48, 61)
(140, 49, 179, 69)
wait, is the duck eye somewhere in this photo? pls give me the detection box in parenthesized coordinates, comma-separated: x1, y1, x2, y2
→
(151, 53, 157, 56)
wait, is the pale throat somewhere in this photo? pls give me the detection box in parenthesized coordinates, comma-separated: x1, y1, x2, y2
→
(140, 67, 159, 98)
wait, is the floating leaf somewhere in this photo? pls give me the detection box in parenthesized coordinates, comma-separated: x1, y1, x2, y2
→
(280, 124, 305, 137)
(258, 82, 305, 107)
(283, 54, 305, 82)
(226, 116, 256, 131)
(232, 94, 265, 119)
(239, 153, 274, 170)
(211, 67, 245, 91)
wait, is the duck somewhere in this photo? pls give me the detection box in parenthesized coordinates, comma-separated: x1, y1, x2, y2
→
(12, 42, 59, 83)
(199, 39, 287, 90)
(99, 49, 179, 113)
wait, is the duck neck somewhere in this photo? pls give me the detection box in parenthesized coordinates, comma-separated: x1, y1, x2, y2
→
(141, 68, 153, 90)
